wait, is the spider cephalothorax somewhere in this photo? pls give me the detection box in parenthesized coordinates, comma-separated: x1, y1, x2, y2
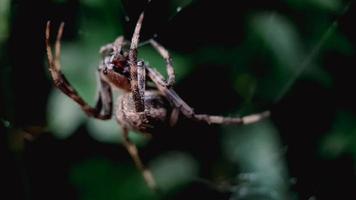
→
(99, 37, 131, 91)
(45, 12, 269, 191)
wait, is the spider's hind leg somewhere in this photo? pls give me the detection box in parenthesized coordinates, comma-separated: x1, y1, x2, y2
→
(146, 66, 270, 125)
(193, 111, 270, 125)
(121, 127, 157, 191)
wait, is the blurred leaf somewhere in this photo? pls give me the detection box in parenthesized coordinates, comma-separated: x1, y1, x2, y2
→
(301, 63, 332, 88)
(251, 13, 302, 72)
(70, 158, 157, 200)
(58, 36, 102, 105)
(234, 73, 257, 100)
(86, 118, 149, 146)
(248, 12, 332, 101)
(311, 0, 342, 11)
(80, 0, 124, 39)
(0, 0, 9, 43)
(86, 119, 121, 143)
(222, 121, 289, 200)
(319, 112, 356, 159)
(320, 131, 348, 158)
(326, 31, 355, 56)
(150, 151, 198, 192)
(47, 90, 86, 139)
(249, 13, 304, 101)
(81, 0, 105, 7)
(286, 0, 343, 12)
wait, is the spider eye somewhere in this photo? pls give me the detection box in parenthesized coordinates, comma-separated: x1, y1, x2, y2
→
(112, 60, 125, 70)
(111, 55, 127, 69)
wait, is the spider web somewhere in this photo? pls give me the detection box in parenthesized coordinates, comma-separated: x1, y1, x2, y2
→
(273, 1, 352, 103)
(119, 0, 352, 105)
(119, 0, 194, 42)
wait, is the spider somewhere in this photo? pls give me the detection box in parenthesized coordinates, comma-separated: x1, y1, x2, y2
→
(45, 13, 270, 191)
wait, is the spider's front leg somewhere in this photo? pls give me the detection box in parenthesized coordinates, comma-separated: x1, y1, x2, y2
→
(149, 39, 175, 87)
(45, 22, 113, 120)
(100, 36, 126, 57)
(129, 13, 146, 113)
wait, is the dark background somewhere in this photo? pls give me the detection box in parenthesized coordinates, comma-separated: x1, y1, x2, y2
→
(1, 0, 356, 199)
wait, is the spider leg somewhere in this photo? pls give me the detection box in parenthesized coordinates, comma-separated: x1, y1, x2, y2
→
(146, 66, 270, 125)
(99, 43, 114, 57)
(46, 21, 113, 120)
(192, 111, 270, 125)
(146, 66, 194, 117)
(149, 39, 175, 87)
(113, 36, 126, 52)
(129, 13, 146, 112)
(99, 36, 126, 57)
(169, 108, 180, 126)
(121, 127, 157, 191)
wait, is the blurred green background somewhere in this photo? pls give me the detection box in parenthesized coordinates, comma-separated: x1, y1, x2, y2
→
(1, 0, 355, 199)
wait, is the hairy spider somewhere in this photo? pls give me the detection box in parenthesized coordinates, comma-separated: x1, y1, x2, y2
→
(45, 13, 270, 191)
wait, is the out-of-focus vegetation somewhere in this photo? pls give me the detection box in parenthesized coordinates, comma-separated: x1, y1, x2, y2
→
(1, 0, 355, 199)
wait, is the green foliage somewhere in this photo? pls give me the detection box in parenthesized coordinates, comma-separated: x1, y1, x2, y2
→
(47, 89, 86, 139)
(286, 0, 343, 12)
(70, 152, 198, 199)
(70, 158, 156, 200)
(223, 121, 289, 200)
(0, 0, 10, 43)
(248, 12, 304, 101)
(150, 152, 198, 192)
(320, 111, 356, 159)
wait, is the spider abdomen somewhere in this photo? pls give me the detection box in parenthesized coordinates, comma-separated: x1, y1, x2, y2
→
(116, 90, 170, 133)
